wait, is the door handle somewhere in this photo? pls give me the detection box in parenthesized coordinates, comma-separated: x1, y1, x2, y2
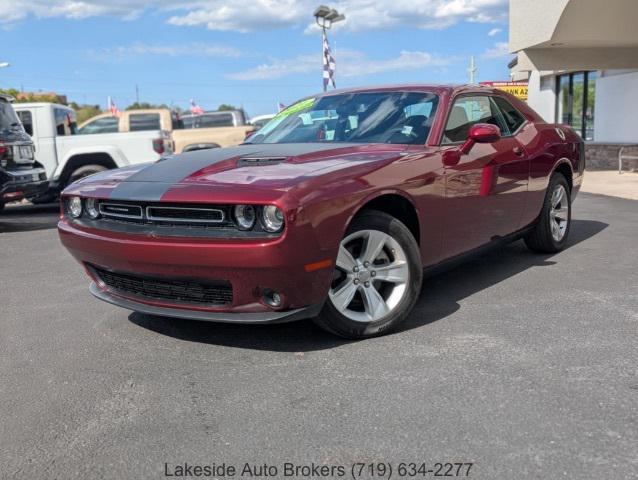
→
(513, 146, 525, 157)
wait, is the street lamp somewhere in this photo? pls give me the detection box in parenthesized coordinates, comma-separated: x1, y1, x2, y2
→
(314, 5, 345, 29)
(313, 5, 345, 91)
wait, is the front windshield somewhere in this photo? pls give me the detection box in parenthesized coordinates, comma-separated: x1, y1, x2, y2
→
(247, 91, 439, 145)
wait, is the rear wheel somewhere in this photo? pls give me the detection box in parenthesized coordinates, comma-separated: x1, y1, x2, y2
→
(524, 173, 571, 253)
(314, 210, 422, 339)
(67, 164, 108, 187)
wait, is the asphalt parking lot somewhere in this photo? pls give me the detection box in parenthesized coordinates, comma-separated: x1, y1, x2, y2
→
(1, 193, 636, 480)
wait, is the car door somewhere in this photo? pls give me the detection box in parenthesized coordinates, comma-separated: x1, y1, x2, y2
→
(440, 94, 529, 259)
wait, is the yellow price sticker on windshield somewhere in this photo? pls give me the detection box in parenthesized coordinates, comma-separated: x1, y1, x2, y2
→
(274, 98, 315, 119)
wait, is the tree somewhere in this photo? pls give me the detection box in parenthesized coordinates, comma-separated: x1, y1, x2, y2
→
(126, 102, 170, 111)
(68, 102, 102, 124)
(0, 88, 61, 104)
(217, 104, 237, 111)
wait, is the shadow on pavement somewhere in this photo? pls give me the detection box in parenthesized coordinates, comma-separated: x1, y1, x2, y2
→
(129, 219, 608, 352)
(0, 203, 60, 233)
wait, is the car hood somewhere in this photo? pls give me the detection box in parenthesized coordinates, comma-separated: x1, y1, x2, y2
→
(68, 143, 408, 202)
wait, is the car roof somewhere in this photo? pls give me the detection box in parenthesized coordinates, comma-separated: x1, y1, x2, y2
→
(13, 102, 71, 109)
(0, 93, 14, 102)
(314, 83, 504, 97)
(181, 110, 240, 118)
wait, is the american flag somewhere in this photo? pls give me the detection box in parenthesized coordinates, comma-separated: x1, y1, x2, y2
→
(107, 96, 120, 116)
(322, 29, 336, 91)
(190, 99, 204, 115)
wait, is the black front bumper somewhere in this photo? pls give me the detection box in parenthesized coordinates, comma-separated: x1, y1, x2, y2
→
(0, 166, 48, 202)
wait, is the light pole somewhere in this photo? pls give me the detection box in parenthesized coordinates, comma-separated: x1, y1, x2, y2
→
(313, 5, 345, 91)
(467, 56, 477, 84)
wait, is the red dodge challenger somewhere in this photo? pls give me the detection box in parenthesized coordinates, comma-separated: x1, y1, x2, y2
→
(58, 85, 583, 338)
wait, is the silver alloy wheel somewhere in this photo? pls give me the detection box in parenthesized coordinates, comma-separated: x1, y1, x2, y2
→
(328, 229, 410, 323)
(549, 184, 569, 242)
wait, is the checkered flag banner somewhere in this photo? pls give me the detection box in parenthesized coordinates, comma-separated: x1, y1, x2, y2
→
(322, 29, 336, 90)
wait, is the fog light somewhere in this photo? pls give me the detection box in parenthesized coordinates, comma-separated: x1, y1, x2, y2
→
(263, 290, 282, 307)
(69, 196, 82, 218)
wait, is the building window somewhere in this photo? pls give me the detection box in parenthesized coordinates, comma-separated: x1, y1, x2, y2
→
(555, 71, 596, 141)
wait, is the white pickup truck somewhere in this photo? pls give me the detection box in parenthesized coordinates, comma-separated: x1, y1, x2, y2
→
(14, 102, 172, 200)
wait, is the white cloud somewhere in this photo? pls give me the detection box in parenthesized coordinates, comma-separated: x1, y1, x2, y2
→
(0, 1, 154, 22)
(487, 27, 502, 36)
(0, 0, 509, 33)
(481, 41, 512, 59)
(89, 42, 242, 60)
(228, 49, 455, 81)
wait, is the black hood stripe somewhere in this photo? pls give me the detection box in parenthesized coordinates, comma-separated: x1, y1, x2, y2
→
(108, 147, 249, 201)
(107, 181, 176, 202)
(108, 143, 362, 201)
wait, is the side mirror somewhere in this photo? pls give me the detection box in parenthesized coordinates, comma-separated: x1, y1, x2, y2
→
(460, 123, 501, 154)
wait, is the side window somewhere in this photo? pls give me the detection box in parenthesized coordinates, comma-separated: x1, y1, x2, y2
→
(442, 96, 505, 144)
(181, 116, 196, 129)
(198, 113, 234, 128)
(172, 112, 184, 130)
(493, 97, 526, 134)
(54, 108, 78, 136)
(129, 113, 161, 132)
(78, 117, 119, 134)
(17, 111, 33, 136)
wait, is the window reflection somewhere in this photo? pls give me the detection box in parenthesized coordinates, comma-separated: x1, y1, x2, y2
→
(555, 71, 596, 141)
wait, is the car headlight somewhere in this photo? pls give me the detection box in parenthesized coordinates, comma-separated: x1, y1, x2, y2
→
(85, 198, 100, 219)
(233, 204, 256, 230)
(260, 205, 284, 232)
(68, 196, 83, 218)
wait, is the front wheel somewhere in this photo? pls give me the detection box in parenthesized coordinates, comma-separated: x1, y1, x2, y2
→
(524, 173, 571, 253)
(314, 210, 422, 339)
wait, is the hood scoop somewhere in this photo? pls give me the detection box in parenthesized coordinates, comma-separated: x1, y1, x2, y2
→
(237, 156, 288, 167)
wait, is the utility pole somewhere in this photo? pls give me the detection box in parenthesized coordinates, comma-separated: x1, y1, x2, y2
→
(135, 84, 139, 104)
(467, 56, 478, 84)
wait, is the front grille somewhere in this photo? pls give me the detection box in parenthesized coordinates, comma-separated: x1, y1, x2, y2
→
(76, 200, 283, 238)
(92, 266, 233, 306)
(146, 206, 224, 223)
(100, 203, 143, 219)
(97, 201, 233, 228)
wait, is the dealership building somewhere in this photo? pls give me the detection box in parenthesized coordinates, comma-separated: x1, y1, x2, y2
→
(508, 0, 638, 169)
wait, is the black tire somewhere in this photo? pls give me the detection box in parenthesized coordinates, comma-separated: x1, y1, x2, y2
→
(524, 173, 571, 253)
(313, 210, 423, 339)
(67, 164, 108, 187)
(30, 192, 58, 204)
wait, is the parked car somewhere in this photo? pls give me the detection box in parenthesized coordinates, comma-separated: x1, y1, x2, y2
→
(249, 114, 275, 130)
(0, 95, 47, 212)
(58, 85, 584, 338)
(14, 103, 172, 201)
(180, 110, 248, 129)
(78, 108, 254, 154)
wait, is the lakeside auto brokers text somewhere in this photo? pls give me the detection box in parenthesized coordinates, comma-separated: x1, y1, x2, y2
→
(164, 461, 474, 478)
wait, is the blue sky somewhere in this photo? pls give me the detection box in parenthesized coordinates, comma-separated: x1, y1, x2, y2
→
(0, 0, 512, 117)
